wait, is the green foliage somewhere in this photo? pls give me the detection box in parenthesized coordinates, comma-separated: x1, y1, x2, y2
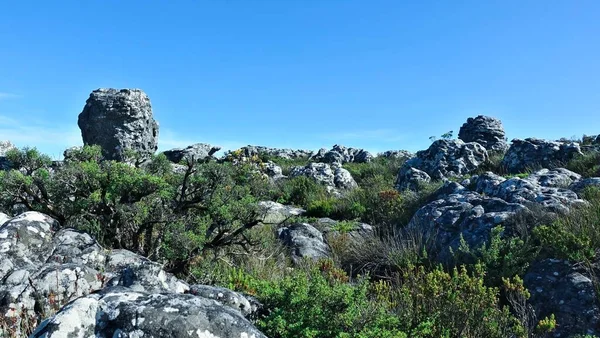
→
(453, 226, 539, 286)
(275, 175, 327, 207)
(566, 151, 600, 178)
(533, 186, 600, 261)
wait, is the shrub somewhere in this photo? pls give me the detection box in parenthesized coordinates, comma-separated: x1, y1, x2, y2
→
(566, 151, 600, 178)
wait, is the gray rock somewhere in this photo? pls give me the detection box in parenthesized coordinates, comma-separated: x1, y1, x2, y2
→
(524, 258, 600, 337)
(31, 286, 267, 338)
(188, 284, 259, 317)
(471, 170, 584, 213)
(569, 177, 600, 196)
(78, 88, 159, 162)
(458, 115, 509, 152)
(379, 150, 415, 160)
(407, 183, 526, 262)
(0, 140, 15, 170)
(257, 201, 305, 224)
(395, 139, 488, 191)
(277, 223, 330, 263)
(502, 138, 583, 174)
(0, 212, 267, 337)
(310, 144, 373, 164)
(289, 162, 358, 192)
(232, 145, 313, 160)
(396, 167, 431, 191)
(262, 161, 285, 180)
(163, 143, 221, 163)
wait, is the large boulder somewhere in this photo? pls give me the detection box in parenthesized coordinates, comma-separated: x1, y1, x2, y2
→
(289, 162, 358, 192)
(257, 201, 305, 224)
(524, 258, 600, 337)
(0, 211, 266, 337)
(310, 145, 373, 164)
(277, 223, 330, 264)
(163, 143, 221, 163)
(502, 138, 583, 174)
(458, 115, 509, 152)
(78, 88, 159, 162)
(31, 286, 267, 338)
(395, 139, 488, 191)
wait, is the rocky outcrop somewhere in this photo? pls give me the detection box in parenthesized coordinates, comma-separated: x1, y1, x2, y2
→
(162, 143, 221, 163)
(0, 211, 266, 337)
(380, 150, 414, 160)
(396, 167, 431, 191)
(32, 286, 267, 338)
(233, 145, 313, 160)
(78, 88, 159, 162)
(257, 201, 305, 224)
(395, 139, 488, 191)
(524, 258, 600, 337)
(289, 162, 358, 192)
(310, 145, 373, 164)
(502, 138, 583, 174)
(458, 115, 509, 152)
(408, 168, 586, 262)
(277, 223, 330, 264)
(261, 161, 285, 180)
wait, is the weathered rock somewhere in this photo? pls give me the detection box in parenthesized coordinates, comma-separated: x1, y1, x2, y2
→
(407, 183, 526, 262)
(289, 162, 358, 192)
(233, 145, 313, 160)
(502, 138, 583, 174)
(316, 218, 375, 248)
(310, 144, 373, 164)
(0, 212, 267, 337)
(257, 201, 305, 224)
(31, 286, 267, 338)
(395, 139, 488, 191)
(380, 150, 415, 160)
(188, 284, 259, 317)
(471, 170, 584, 213)
(78, 88, 159, 162)
(458, 115, 509, 152)
(569, 177, 600, 196)
(524, 258, 600, 337)
(162, 143, 221, 163)
(277, 223, 330, 264)
(396, 167, 431, 191)
(262, 161, 285, 180)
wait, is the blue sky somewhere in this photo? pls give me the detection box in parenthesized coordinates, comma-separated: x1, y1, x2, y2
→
(1, 1, 599, 159)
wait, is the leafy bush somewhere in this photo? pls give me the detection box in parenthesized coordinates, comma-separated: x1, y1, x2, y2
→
(566, 151, 600, 178)
(533, 187, 600, 261)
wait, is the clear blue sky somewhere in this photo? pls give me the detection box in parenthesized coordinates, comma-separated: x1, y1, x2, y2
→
(1, 1, 599, 159)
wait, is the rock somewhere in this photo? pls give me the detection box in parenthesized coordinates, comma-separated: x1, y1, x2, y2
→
(316, 218, 375, 248)
(525, 168, 581, 188)
(77, 88, 159, 162)
(502, 138, 583, 174)
(31, 286, 267, 338)
(187, 284, 259, 317)
(380, 150, 415, 160)
(0, 212, 267, 337)
(471, 170, 584, 213)
(395, 139, 488, 191)
(407, 183, 526, 262)
(569, 177, 600, 196)
(289, 162, 358, 192)
(458, 115, 509, 152)
(396, 167, 431, 191)
(310, 144, 373, 164)
(257, 201, 305, 224)
(524, 258, 600, 337)
(232, 145, 313, 160)
(277, 223, 330, 264)
(261, 161, 285, 180)
(162, 143, 221, 163)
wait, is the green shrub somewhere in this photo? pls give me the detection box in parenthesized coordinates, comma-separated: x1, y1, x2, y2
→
(275, 176, 328, 207)
(566, 151, 600, 178)
(533, 187, 600, 261)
